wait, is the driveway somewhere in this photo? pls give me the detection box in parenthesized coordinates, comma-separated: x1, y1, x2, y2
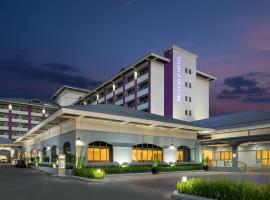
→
(1, 164, 270, 200)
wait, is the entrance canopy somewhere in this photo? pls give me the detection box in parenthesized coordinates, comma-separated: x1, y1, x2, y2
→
(15, 104, 212, 144)
(194, 111, 270, 145)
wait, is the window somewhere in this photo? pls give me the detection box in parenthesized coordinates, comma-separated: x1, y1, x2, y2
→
(63, 142, 71, 155)
(177, 146, 190, 162)
(88, 141, 112, 163)
(189, 97, 192, 102)
(220, 151, 232, 160)
(185, 110, 188, 115)
(127, 87, 135, 96)
(185, 68, 188, 73)
(127, 100, 135, 108)
(185, 96, 188, 101)
(116, 93, 123, 101)
(127, 75, 134, 83)
(189, 69, 192, 74)
(107, 98, 114, 104)
(42, 147, 47, 157)
(189, 83, 192, 88)
(185, 82, 188, 87)
(51, 145, 57, 162)
(139, 95, 148, 104)
(139, 81, 148, 90)
(256, 149, 270, 166)
(116, 81, 123, 89)
(189, 110, 192, 116)
(132, 144, 163, 162)
(139, 67, 148, 77)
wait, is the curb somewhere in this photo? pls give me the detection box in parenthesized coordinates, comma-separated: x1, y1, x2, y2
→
(71, 175, 105, 183)
(171, 191, 214, 200)
(105, 170, 204, 177)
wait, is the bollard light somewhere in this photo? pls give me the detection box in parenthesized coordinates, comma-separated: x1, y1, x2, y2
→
(182, 176, 187, 182)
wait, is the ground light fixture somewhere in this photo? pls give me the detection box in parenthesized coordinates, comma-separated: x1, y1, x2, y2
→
(182, 176, 187, 182)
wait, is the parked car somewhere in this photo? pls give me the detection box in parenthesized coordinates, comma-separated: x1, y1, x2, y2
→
(15, 160, 27, 168)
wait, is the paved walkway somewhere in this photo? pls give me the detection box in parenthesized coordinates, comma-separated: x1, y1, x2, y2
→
(1, 164, 270, 200)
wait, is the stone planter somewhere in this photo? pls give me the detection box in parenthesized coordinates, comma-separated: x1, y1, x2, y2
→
(171, 191, 214, 200)
(151, 167, 158, 174)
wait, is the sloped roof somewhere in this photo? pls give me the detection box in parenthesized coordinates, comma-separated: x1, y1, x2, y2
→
(193, 111, 270, 130)
(64, 104, 205, 128)
(0, 137, 13, 145)
(0, 98, 59, 108)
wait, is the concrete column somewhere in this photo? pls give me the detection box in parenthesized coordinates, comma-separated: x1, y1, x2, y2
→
(27, 105, 32, 130)
(113, 147, 132, 164)
(123, 76, 126, 106)
(231, 144, 238, 168)
(8, 107, 12, 140)
(163, 148, 177, 163)
(134, 77, 138, 110)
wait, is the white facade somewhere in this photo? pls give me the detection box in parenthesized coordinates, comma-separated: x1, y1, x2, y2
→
(76, 45, 216, 122)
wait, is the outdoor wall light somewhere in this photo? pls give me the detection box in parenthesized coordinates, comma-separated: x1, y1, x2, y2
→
(8, 104, 12, 110)
(46, 145, 51, 151)
(112, 84, 115, 91)
(182, 176, 187, 182)
(75, 137, 84, 146)
(42, 108, 46, 115)
(169, 144, 176, 150)
(83, 101, 87, 106)
(232, 153, 236, 158)
(134, 71, 138, 79)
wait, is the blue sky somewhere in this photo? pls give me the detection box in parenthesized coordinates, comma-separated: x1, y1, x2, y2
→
(0, 0, 270, 115)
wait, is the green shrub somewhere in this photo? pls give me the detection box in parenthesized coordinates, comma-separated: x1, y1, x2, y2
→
(177, 178, 270, 200)
(43, 156, 49, 163)
(159, 164, 203, 172)
(66, 154, 75, 163)
(74, 168, 105, 179)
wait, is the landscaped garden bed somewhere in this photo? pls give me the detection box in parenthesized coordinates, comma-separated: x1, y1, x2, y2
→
(74, 163, 203, 179)
(173, 178, 270, 200)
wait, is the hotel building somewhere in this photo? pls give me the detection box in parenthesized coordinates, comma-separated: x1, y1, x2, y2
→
(75, 45, 216, 122)
(0, 44, 269, 170)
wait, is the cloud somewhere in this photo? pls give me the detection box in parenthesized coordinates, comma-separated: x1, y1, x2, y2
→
(42, 62, 78, 72)
(0, 57, 101, 89)
(217, 72, 270, 103)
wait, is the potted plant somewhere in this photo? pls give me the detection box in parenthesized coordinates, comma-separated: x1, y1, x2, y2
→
(202, 156, 209, 171)
(151, 158, 159, 174)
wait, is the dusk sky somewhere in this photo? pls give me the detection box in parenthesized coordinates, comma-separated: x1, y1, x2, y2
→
(0, 0, 270, 116)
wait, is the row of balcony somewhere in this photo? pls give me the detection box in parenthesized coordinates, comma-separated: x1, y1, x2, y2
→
(88, 73, 149, 103)
(0, 108, 49, 117)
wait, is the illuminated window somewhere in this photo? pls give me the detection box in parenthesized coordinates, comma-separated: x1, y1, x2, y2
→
(132, 144, 163, 162)
(177, 146, 190, 162)
(257, 149, 270, 166)
(220, 151, 232, 160)
(87, 141, 112, 163)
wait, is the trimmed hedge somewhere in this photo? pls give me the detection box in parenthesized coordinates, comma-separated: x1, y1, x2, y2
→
(177, 178, 270, 200)
(84, 164, 203, 174)
(159, 164, 203, 172)
(86, 165, 149, 174)
(74, 168, 105, 179)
